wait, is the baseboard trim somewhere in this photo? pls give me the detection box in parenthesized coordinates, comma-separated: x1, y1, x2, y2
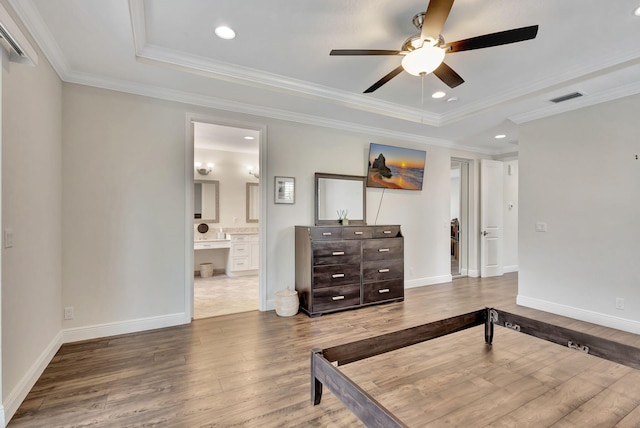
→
(62, 312, 191, 344)
(517, 295, 640, 335)
(405, 275, 452, 289)
(4, 331, 63, 425)
(504, 265, 519, 273)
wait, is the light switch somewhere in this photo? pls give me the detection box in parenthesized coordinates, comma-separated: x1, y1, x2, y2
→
(4, 228, 14, 248)
(535, 222, 547, 232)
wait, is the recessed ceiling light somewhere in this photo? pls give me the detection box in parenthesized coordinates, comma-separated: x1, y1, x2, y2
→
(214, 26, 236, 40)
(446, 97, 458, 102)
(244, 136, 255, 140)
(431, 91, 446, 99)
(634, 6, 640, 16)
(495, 134, 507, 139)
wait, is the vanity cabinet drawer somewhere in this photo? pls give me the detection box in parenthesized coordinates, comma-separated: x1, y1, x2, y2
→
(372, 226, 401, 238)
(310, 227, 343, 240)
(312, 241, 361, 266)
(362, 238, 404, 261)
(362, 259, 404, 282)
(313, 264, 361, 288)
(312, 285, 360, 312)
(231, 257, 250, 271)
(342, 226, 373, 240)
(362, 279, 404, 304)
(231, 243, 250, 257)
(230, 234, 258, 242)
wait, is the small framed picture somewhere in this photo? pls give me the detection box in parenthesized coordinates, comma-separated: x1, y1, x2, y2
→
(274, 176, 295, 204)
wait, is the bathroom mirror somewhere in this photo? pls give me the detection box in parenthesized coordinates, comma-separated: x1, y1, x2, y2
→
(315, 173, 366, 225)
(246, 182, 259, 223)
(194, 180, 219, 223)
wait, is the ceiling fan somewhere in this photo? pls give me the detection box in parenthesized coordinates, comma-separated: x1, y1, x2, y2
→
(330, 0, 538, 93)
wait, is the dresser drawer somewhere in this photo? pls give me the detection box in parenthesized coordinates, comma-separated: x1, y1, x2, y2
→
(362, 238, 403, 261)
(362, 259, 404, 282)
(342, 226, 373, 240)
(362, 279, 404, 304)
(312, 241, 361, 265)
(313, 264, 360, 288)
(312, 284, 360, 312)
(310, 227, 343, 241)
(371, 225, 401, 238)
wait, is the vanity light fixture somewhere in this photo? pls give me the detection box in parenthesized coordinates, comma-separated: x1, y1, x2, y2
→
(195, 162, 214, 175)
(244, 136, 255, 140)
(248, 166, 259, 179)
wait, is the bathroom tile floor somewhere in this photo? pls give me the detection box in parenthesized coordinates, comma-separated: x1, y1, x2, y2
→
(193, 274, 259, 319)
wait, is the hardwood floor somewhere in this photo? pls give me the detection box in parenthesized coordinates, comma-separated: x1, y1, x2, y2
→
(10, 273, 640, 427)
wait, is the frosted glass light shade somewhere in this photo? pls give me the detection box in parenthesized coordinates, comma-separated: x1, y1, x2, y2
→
(401, 45, 446, 76)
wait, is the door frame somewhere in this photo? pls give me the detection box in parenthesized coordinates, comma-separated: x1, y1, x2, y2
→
(184, 113, 267, 319)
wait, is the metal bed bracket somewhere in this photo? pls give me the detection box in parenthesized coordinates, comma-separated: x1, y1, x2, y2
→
(568, 341, 590, 354)
(504, 322, 521, 332)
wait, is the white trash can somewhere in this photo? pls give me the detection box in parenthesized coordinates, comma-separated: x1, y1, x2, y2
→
(275, 289, 299, 317)
(200, 263, 214, 278)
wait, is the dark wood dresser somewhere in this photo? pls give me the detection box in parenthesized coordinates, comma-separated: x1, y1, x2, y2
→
(295, 225, 404, 317)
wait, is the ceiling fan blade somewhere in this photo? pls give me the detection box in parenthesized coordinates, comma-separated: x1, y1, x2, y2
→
(364, 65, 405, 93)
(445, 25, 539, 53)
(433, 62, 464, 88)
(330, 49, 403, 56)
(421, 0, 455, 41)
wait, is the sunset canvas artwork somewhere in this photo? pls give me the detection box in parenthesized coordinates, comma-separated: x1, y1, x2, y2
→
(366, 143, 426, 190)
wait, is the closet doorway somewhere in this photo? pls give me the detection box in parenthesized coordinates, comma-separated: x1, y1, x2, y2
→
(191, 121, 261, 319)
(450, 159, 469, 278)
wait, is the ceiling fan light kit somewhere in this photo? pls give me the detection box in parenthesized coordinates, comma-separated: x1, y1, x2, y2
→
(330, 0, 538, 93)
(401, 43, 445, 76)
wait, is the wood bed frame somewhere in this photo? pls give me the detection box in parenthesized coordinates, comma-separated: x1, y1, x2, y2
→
(310, 308, 640, 428)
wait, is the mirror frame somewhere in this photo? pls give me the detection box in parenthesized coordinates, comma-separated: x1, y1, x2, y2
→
(194, 179, 220, 223)
(315, 172, 366, 226)
(246, 182, 259, 223)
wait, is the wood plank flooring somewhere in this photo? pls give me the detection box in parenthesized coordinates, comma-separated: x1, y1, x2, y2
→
(9, 273, 640, 427)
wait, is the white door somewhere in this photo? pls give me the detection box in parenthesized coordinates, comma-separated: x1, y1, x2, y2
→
(480, 159, 504, 277)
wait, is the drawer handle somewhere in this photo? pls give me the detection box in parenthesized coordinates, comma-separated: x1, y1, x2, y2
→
(332, 273, 345, 279)
(378, 248, 390, 252)
(332, 251, 345, 256)
(332, 295, 345, 301)
(378, 268, 390, 273)
(322, 232, 332, 236)
(353, 231, 363, 235)
(378, 289, 390, 294)
(383, 230, 392, 234)
(237, 248, 245, 251)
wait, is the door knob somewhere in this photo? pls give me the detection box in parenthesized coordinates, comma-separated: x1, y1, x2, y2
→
(482, 230, 489, 236)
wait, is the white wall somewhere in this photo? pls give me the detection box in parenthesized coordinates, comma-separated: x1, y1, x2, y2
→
(1, 0, 62, 420)
(518, 94, 640, 333)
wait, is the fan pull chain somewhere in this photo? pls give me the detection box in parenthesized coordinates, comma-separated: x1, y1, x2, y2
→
(421, 74, 425, 105)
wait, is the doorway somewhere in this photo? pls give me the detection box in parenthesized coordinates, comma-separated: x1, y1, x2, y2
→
(450, 159, 469, 278)
(191, 120, 261, 319)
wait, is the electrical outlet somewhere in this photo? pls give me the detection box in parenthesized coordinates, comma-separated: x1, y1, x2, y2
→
(535, 222, 547, 232)
(615, 298, 625, 310)
(64, 306, 74, 320)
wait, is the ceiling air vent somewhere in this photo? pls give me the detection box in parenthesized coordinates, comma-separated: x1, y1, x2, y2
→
(549, 92, 583, 103)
